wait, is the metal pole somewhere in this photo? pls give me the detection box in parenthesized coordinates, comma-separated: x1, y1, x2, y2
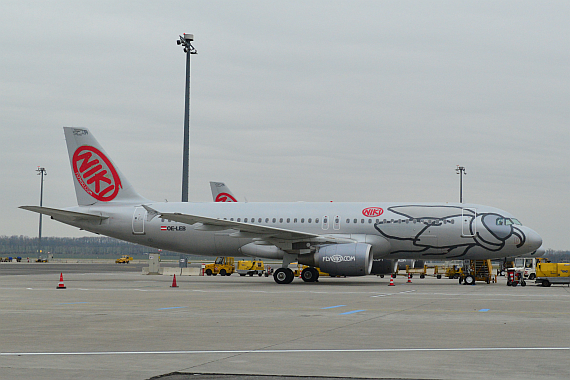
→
(36, 167, 47, 258)
(456, 166, 466, 203)
(182, 48, 190, 202)
(177, 33, 197, 202)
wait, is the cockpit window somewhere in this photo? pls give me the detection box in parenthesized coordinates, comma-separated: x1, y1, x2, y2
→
(496, 217, 522, 226)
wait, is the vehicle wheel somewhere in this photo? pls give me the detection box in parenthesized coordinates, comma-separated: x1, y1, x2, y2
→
(205, 269, 212, 276)
(507, 280, 511, 286)
(240, 273, 246, 277)
(258, 273, 263, 277)
(437, 274, 442, 279)
(301, 267, 319, 283)
(273, 268, 294, 284)
(420, 274, 425, 279)
(458, 277, 463, 284)
(464, 275, 475, 285)
(220, 269, 227, 276)
(500, 270, 505, 276)
(529, 274, 536, 280)
(542, 280, 551, 287)
(521, 280, 526, 287)
(249, 273, 254, 277)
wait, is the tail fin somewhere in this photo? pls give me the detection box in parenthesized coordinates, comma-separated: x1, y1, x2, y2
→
(63, 127, 148, 206)
(210, 181, 238, 202)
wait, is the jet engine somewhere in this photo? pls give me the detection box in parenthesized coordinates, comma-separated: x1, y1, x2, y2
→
(298, 243, 373, 276)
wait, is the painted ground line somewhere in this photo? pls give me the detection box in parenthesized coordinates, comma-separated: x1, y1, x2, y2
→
(321, 305, 346, 309)
(1, 347, 568, 356)
(479, 309, 490, 312)
(157, 306, 188, 310)
(339, 310, 366, 315)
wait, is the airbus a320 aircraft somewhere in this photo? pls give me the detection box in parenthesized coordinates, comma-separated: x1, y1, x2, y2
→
(21, 128, 542, 284)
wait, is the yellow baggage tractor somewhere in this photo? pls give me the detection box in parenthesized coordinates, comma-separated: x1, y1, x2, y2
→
(535, 263, 570, 287)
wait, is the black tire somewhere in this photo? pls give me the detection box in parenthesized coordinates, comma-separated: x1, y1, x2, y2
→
(464, 275, 475, 285)
(273, 268, 294, 284)
(521, 280, 526, 287)
(420, 274, 425, 279)
(542, 280, 551, 287)
(529, 274, 536, 280)
(301, 267, 319, 283)
(205, 269, 212, 276)
(458, 277, 463, 284)
(220, 269, 227, 276)
(240, 273, 246, 277)
(507, 279, 511, 286)
(437, 274, 442, 279)
(249, 273, 254, 277)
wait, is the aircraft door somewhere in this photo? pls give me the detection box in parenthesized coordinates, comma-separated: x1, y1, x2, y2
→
(461, 208, 476, 237)
(132, 207, 146, 235)
(333, 215, 341, 230)
(322, 215, 329, 230)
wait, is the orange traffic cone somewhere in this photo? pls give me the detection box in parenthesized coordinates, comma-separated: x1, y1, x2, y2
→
(407, 273, 412, 283)
(171, 274, 179, 288)
(388, 275, 395, 286)
(56, 273, 66, 289)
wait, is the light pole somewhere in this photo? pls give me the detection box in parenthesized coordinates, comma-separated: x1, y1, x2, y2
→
(36, 167, 47, 258)
(456, 165, 466, 203)
(177, 33, 197, 202)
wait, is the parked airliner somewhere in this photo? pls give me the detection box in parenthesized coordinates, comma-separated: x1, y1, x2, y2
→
(21, 128, 542, 284)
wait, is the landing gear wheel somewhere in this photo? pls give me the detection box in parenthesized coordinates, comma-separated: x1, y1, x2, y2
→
(301, 267, 319, 283)
(463, 275, 475, 285)
(273, 268, 294, 284)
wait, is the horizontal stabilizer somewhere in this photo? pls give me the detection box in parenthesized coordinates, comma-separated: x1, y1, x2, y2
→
(19, 206, 108, 222)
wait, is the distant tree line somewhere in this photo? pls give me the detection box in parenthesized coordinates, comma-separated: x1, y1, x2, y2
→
(2, 235, 569, 262)
(544, 249, 570, 263)
(0, 235, 177, 256)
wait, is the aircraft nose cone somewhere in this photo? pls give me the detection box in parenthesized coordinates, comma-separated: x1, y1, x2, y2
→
(525, 228, 542, 252)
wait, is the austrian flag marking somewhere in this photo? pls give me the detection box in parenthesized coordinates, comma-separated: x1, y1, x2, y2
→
(72, 145, 122, 202)
(362, 207, 384, 217)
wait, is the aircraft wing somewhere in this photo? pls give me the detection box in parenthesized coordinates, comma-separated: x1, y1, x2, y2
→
(19, 206, 108, 222)
(143, 206, 352, 244)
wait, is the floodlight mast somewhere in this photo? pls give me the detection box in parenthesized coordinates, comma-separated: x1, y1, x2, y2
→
(36, 167, 47, 258)
(456, 165, 466, 203)
(177, 33, 197, 202)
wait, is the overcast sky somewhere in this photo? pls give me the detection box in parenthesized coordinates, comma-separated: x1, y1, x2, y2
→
(1, 1, 568, 249)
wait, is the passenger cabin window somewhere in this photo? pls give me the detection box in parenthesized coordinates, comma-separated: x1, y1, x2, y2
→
(301, 218, 305, 223)
(272, 218, 276, 223)
(286, 218, 290, 223)
(308, 218, 312, 223)
(279, 218, 283, 223)
(265, 218, 269, 223)
(294, 218, 298, 223)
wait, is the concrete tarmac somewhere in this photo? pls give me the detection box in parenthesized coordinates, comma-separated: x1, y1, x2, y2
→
(1, 265, 569, 380)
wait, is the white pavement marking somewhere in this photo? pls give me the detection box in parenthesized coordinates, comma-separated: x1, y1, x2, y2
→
(1, 347, 568, 356)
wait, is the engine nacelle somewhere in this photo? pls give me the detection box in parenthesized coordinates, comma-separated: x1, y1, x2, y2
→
(298, 243, 373, 276)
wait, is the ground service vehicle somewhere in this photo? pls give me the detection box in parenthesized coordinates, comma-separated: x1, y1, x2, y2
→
(236, 260, 265, 276)
(535, 263, 570, 287)
(115, 255, 133, 264)
(204, 257, 235, 276)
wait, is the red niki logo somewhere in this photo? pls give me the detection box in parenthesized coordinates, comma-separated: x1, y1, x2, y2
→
(72, 146, 122, 202)
(215, 193, 237, 202)
(362, 207, 384, 217)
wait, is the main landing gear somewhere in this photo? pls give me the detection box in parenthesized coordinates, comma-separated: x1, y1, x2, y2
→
(273, 268, 295, 284)
(301, 267, 319, 283)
